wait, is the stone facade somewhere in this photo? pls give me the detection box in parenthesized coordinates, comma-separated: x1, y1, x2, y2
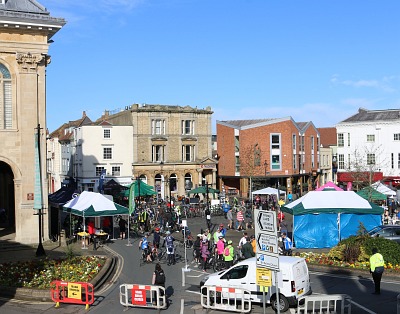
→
(100, 104, 217, 200)
(0, 1, 65, 243)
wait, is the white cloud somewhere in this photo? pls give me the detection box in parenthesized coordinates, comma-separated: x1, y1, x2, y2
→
(331, 75, 397, 93)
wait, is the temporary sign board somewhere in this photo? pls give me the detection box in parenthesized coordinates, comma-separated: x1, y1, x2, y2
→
(256, 210, 277, 233)
(67, 282, 81, 300)
(256, 267, 272, 287)
(131, 288, 146, 306)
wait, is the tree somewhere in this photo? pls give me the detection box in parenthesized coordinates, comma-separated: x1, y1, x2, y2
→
(239, 143, 264, 198)
(345, 145, 389, 201)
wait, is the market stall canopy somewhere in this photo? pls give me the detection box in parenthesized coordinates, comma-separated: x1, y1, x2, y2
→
(63, 191, 129, 217)
(121, 180, 157, 197)
(187, 186, 220, 195)
(252, 187, 286, 200)
(49, 185, 77, 206)
(372, 181, 397, 197)
(356, 186, 387, 201)
(281, 190, 384, 215)
(315, 181, 344, 191)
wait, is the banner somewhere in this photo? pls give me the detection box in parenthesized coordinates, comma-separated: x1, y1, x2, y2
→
(128, 182, 135, 214)
(33, 131, 42, 210)
(98, 169, 106, 194)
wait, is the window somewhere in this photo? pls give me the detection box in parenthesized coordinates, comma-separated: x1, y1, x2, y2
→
(169, 174, 178, 191)
(103, 129, 111, 139)
(152, 119, 165, 135)
(182, 120, 194, 135)
(398, 153, 400, 169)
(182, 145, 194, 162)
(367, 153, 375, 165)
(235, 156, 240, 172)
(338, 154, 344, 169)
(270, 134, 281, 170)
(184, 173, 193, 190)
(292, 134, 296, 150)
(347, 133, 350, 146)
(311, 136, 314, 150)
(300, 136, 305, 151)
(0, 63, 12, 129)
(367, 134, 375, 142)
(96, 166, 105, 176)
(394, 134, 400, 141)
(392, 153, 394, 169)
(338, 133, 344, 147)
(103, 147, 112, 159)
(235, 136, 239, 152)
(221, 265, 248, 280)
(112, 166, 120, 176)
(152, 145, 164, 162)
(293, 154, 297, 169)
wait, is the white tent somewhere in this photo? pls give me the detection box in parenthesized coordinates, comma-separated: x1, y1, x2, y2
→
(372, 181, 397, 197)
(252, 187, 286, 200)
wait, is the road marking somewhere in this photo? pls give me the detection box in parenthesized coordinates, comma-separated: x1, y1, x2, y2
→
(96, 245, 124, 294)
(312, 292, 376, 314)
(186, 290, 201, 295)
(310, 271, 400, 285)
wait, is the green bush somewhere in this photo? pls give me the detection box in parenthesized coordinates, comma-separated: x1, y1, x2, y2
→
(329, 235, 400, 265)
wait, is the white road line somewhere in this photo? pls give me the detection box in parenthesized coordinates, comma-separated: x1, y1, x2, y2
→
(310, 270, 400, 284)
(186, 290, 202, 295)
(349, 300, 377, 314)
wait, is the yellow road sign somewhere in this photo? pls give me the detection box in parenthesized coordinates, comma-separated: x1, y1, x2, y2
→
(256, 267, 272, 287)
(67, 282, 82, 299)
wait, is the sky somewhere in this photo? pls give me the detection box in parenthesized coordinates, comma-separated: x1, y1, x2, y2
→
(40, 0, 400, 133)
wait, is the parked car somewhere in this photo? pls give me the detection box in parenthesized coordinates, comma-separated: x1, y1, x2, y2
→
(368, 225, 400, 243)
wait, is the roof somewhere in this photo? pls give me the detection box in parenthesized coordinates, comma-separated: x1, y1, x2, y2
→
(49, 112, 93, 139)
(318, 127, 337, 147)
(339, 108, 400, 124)
(0, 0, 66, 39)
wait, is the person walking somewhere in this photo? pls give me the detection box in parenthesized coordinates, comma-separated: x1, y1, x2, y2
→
(200, 238, 210, 272)
(205, 206, 211, 230)
(370, 247, 385, 295)
(224, 240, 235, 269)
(118, 216, 127, 240)
(151, 263, 166, 306)
(241, 237, 255, 259)
(163, 231, 176, 266)
(236, 209, 244, 231)
(226, 207, 233, 230)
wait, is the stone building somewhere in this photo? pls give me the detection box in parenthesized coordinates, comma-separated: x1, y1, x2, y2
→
(100, 104, 217, 201)
(217, 117, 320, 199)
(0, 1, 65, 243)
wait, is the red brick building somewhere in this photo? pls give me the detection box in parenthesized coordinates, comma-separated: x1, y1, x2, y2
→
(216, 118, 320, 199)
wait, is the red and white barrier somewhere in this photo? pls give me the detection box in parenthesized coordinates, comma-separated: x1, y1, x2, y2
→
(201, 285, 252, 313)
(120, 283, 167, 309)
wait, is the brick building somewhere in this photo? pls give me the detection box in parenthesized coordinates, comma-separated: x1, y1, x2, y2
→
(216, 117, 320, 199)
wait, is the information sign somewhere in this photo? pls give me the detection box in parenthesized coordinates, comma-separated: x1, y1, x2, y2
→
(131, 288, 146, 305)
(257, 233, 279, 254)
(256, 267, 272, 287)
(256, 252, 280, 271)
(67, 282, 81, 299)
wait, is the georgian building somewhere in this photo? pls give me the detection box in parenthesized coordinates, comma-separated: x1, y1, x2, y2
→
(336, 108, 400, 189)
(101, 104, 217, 201)
(216, 117, 320, 199)
(0, 1, 65, 243)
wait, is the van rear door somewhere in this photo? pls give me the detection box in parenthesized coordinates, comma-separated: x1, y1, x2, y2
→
(292, 259, 310, 297)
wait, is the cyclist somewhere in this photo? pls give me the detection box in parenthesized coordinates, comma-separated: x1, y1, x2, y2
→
(153, 227, 161, 255)
(163, 231, 176, 266)
(139, 233, 153, 262)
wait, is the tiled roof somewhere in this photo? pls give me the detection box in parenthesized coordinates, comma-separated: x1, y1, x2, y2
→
(340, 108, 400, 123)
(0, 0, 47, 14)
(217, 118, 280, 128)
(318, 127, 337, 147)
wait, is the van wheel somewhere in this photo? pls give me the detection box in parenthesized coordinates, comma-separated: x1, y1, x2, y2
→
(271, 294, 289, 312)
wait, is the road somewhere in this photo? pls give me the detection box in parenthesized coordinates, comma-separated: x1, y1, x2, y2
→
(1, 223, 399, 313)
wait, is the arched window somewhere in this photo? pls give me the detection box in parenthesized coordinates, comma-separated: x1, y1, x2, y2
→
(0, 63, 12, 129)
(184, 173, 193, 191)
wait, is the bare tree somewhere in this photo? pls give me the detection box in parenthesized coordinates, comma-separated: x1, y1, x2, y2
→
(240, 143, 264, 198)
(345, 145, 389, 201)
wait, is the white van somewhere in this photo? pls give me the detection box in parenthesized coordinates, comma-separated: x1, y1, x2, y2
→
(200, 256, 311, 312)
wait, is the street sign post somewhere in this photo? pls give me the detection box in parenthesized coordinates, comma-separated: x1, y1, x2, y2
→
(257, 233, 279, 254)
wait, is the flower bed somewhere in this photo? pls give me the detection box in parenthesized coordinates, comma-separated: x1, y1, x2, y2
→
(0, 256, 106, 289)
(300, 252, 400, 273)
